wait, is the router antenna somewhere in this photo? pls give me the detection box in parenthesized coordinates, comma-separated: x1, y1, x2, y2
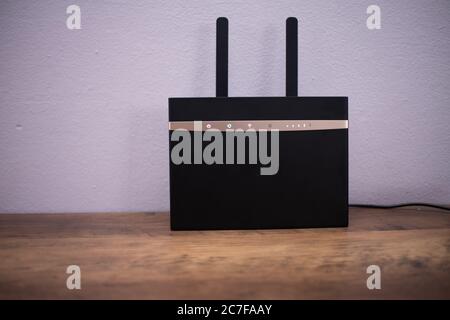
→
(216, 17, 228, 97)
(286, 17, 298, 97)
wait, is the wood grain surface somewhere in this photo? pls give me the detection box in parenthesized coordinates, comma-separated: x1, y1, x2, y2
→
(0, 208, 449, 299)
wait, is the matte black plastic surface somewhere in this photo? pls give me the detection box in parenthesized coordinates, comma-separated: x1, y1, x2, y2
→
(169, 97, 348, 230)
(216, 17, 228, 97)
(286, 17, 298, 96)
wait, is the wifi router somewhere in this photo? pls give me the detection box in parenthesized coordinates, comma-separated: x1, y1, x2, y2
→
(169, 17, 348, 230)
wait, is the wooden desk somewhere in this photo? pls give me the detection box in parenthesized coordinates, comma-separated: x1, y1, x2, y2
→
(0, 208, 449, 299)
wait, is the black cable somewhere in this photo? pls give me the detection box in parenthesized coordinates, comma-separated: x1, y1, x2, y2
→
(349, 203, 450, 212)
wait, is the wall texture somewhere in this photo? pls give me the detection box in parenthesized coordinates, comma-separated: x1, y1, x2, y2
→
(0, 0, 449, 213)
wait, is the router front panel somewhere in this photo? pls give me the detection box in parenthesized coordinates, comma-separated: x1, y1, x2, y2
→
(168, 17, 348, 230)
(169, 97, 348, 230)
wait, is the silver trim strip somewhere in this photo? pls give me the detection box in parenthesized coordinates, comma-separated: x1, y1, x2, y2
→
(169, 120, 348, 131)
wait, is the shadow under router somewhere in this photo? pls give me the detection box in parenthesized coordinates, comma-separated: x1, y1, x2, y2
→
(169, 17, 348, 230)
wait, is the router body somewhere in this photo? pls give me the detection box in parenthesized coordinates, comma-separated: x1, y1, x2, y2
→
(168, 18, 348, 230)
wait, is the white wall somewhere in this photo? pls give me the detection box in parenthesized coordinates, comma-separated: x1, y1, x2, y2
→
(0, 0, 449, 213)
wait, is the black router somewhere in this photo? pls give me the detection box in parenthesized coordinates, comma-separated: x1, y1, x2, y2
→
(169, 17, 348, 230)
